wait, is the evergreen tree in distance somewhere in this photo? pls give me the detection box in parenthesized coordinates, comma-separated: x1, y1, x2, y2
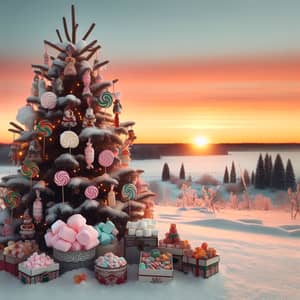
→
(271, 154, 285, 190)
(255, 154, 265, 189)
(223, 166, 229, 184)
(230, 162, 236, 183)
(264, 153, 272, 187)
(285, 159, 296, 190)
(179, 163, 186, 180)
(251, 171, 255, 185)
(161, 163, 170, 181)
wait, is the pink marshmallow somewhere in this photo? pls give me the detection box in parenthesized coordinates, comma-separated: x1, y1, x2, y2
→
(51, 220, 66, 235)
(84, 238, 99, 250)
(67, 214, 86, 232)
(58, 225, 77, 243)
(44, 231, 54, 247)
(81, 225, 98, 239)
(70, 241, 82, 252)
(76, 229, 94, 246)
(53, 238, 72, 252)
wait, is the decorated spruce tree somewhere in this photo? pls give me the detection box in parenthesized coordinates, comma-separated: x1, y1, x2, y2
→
(0, 6, 155, 247)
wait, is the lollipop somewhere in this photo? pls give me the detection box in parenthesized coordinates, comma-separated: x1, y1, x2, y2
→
(60, 131, 79, 153)
(54, 171, 70, 203)
(41, 91, 57, 109)
(121, 183, 137, 200)
(21, 160, 39, 178)
(84, 185, 99, 200)
(98, 150, 114, 168)
(4, 191, 21, 209)
(97, 91, 113, 108)
(36, 120, 53, 137)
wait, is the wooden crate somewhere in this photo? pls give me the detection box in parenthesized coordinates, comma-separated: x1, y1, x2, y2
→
(183, 255, 220, 278)
(138, 251, 173, 283)
(18, 262, 59, 284)
(124, 235, 158, 264)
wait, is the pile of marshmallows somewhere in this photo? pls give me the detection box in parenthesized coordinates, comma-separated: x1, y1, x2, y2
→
(95, 252, 127, 269)
(22, 252, 55, 270)
(139, 249, 172, 271)
(45, 214, 99, 252)
(3, 240, 38, 259)
(94, 220, 119, 246)
(126, 219, 158, 237)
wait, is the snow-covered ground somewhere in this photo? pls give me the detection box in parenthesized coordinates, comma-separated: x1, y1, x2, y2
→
(1, 206, 300, 300)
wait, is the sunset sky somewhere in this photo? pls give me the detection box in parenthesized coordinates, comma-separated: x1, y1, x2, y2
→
(1, 0, 300, 143)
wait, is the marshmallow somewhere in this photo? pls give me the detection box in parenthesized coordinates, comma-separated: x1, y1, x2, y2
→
(143, 229, 152, 237)
(44, 231, 54, 247)
(84, 238, 99, 250)
(100, 232, 114, 246)
(58, 225, 77, 243)
(70, 241, 82, 251)
(135, 229, 143, 237)
(102, 221, 115, 234)
(52, 238, 72, 252)
(128, 228, 136, 236)
(76, 229, 95, 246)
(51, 220, 65, 235)
(152, 230, 159, 236)
(67, 214, 86, 232)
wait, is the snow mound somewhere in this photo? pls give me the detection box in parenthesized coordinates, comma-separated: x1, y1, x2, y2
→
(55, 153, 80, 170)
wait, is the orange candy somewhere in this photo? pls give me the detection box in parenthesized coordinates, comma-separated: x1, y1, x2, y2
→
(73, 273, 87, 284)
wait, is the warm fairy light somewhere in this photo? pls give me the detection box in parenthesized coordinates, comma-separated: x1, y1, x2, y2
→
(194, 136, 209, 147)
(18, 151, 23, 156)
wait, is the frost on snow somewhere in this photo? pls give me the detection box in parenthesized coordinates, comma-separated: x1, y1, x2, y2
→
(55, 153, 80, 170)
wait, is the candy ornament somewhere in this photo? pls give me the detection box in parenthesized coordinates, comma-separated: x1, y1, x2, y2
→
(84, 138, 94, 169)
(97, 91, 113, 109)
(40, 92, 57, 109)
(64, 56, 77, 76)
(121, 183, 137, 200)
(98, 150, 114, 168)
(36, 119, 53, 157)
(60, 130, 79, 153)
(33, 190, 43, 223)
(113, 97, 122, 127)
(61, 107, 77, 128)
(82, 107, 96, 127)
(84, 185, 99, 200)
(107, 184, 116, 207)
(4, 191, 21, 209)
(54, 171, 70, 203)
(82, 69, 91, 95)
(21, 160, 39, 190)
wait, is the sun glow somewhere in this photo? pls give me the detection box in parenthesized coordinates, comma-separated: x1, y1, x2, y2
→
(194, 136, 209, 147)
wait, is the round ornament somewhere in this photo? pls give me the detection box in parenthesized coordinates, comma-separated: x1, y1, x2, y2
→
(40, 92, 57, 109)
(97, 91, 113, 108)
(84, 185, 99, 200)
(121, 183, 137, 200)
(98, 150, 114, 167)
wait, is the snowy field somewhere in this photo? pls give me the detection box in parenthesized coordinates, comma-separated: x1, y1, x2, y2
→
(1, 206, 300, 300)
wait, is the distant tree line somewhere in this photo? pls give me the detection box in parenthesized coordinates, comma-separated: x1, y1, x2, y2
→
(161, 163, 186, 181)
(223, 153, 296, 191)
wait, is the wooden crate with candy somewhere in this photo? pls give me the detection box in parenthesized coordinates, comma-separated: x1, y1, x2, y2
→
(124, 219, 158, 264)
(138, 249, 173, 283)
(158, 223, 191, 271)
(182, 242, 220, 278)
(18, 252, 59, 284)
(3, 240, 39, 277)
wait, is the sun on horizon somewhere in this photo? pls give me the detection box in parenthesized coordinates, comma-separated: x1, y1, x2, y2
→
(194, 136, 209, 147)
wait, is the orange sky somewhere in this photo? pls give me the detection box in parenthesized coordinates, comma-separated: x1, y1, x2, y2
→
(1, 55, 300, 144)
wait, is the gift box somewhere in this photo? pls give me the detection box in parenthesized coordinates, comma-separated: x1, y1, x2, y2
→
(4, 254, 30, 277)
(124, 234, 158, 264)
(53, 247, 96, 274)
(95, 264, 127, 285)
(138, 251, 173, 283)
(182, 255, 220, 278)
(18, 262, 59, 284)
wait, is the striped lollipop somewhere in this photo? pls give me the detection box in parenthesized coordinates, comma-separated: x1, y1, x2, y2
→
(84, 185, 99, 200)
(4, 191, 21, 209)
(37, 120, 53, 137)
(41, 92, 57, 109)
(97, 91, 113, 108)
(54, 170, 70, 186)
(21, 160, 39, 178)
(121, 183, 137, 200)
(98, 150, 114, 168)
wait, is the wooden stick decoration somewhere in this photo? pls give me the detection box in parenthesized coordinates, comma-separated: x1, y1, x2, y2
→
(44, 40, 66, 53)
(71, 5, 76, 44)
(56, 29, 63, 43)
(93, 60, 109, 71)
(82, 23, 96, 40)
(85, 45, 101, 61)
(9, 122, 24, 132)
(8, 129, 21, 134)
(62, 17, 71, 42)
(112, 78, 119, 84)
(76, 40, 98, 56)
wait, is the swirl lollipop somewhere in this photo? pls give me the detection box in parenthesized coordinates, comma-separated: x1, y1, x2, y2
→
(4, 191, 21, 209)
(98, 150, 114, 168)
(54, 170, 70, 203)
(84, 185, 99, 200)
(121, 183, 137, 200)
(37, 119, 53, 157)
(21, 160, 39, 190)
(60, 130, 79, 153)
(97, 91, 113, 108)
(41, 91, 57, 109)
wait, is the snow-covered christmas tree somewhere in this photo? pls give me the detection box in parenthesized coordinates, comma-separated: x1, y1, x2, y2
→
(0, 5, 155, 249)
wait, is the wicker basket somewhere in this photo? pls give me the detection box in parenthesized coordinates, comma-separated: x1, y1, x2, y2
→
(53, 247, 96, 274)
